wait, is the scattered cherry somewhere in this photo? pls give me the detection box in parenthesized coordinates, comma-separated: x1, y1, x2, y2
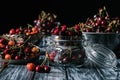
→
(26, 63, 35, 71)
(43, 65, 51, 73)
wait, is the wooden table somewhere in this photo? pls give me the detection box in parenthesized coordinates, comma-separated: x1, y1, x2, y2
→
(0, 46, 120, 80)
(0, 60, 120, 80)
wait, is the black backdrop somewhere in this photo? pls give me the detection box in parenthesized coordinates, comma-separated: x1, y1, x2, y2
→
(0, 0, 119, 34)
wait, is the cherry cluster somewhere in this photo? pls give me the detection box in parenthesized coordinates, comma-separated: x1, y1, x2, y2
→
(9, 25, 39, 36)
(26, 52, 51, 73)
(26, 63, 51, 73)
(51, 24, 82, 36)
(34, 11, 58, 35)
(8, 24, 42, 45)
(48, 47, 85, 65)
(0, 36, 40, 60)
(82, 6, 120, 33)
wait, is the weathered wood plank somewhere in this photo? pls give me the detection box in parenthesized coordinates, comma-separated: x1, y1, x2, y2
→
(34, 66, 66, 80)
(66, 67, 118, 80)
(0, 65, 34, 80)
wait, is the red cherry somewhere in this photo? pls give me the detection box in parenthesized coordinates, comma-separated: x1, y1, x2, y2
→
(24, 29, 28, 33)
(9, 28, 15, 35)
(17, 42, 24, 46)
(48, 55, 54, 62)
(68, 31, 73, 36)
(75, 25, 80, 31)
(35, 65, 43, 72)
(0, 38, 6, 43)
(106, 26, 112, 32)
(15, 55, 20, 60)
(0, 43, 5, 48)
(97, 17, 102, 21)
(15, 28, 21, 34)
(43, 65, 51, 73)
(105, 16, 110, 20)
(61, 25, 67, 31)
(101, 20, 106, 26)
(48, 51, 56, 61)
(26, 63, 35, 71)
(85, 28, 91, 32)
(5, 45, 9, 49)
(3, 49, 9, 54)
(53, 28, 60, 35)
(62, 57, 69, 63)
(25, 47, 31, 53)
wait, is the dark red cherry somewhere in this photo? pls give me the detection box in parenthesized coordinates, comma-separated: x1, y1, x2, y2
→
(75, 25, 80, 31)
(61, 25, 67, 31)
(9, 28, 16, 35)
(15, 55, 20, 60)
(35, 65, 43, 72)
(25, 47, 31, 53)
(43, 65, 51, 73)
(0, 38, 6, 43)
(15, 28, 21, 34)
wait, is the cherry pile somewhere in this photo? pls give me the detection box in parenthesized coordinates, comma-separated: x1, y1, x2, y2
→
(7, 24, 42, 45)
(82, 6, 120, 33)
(51, 24, 82, 36)
(47, 46, 85, 66)
(0, 35, 40, 60)
(34, 11, 58, 35)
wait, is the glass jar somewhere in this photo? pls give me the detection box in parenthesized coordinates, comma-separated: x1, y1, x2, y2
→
(84, 44, 117, 68)
(46, 35, 87, 67)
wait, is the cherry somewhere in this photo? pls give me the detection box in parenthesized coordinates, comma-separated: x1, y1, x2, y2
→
(3, 49, 9, 54)
(35, 65, 43, 72)
(48, 51, 56, 62)
(85, 28, 91, 32)
(53, 28, 60, 35)
(8, 40, 15, 46)
(105, 16, 110, 20)
(26, 63, 35, 71)
(0, 38, 6, 43)
(43, 65, 51, 73)
(25, 47, 31, 53)
(17, 42, 24, 46)
(101, 20, 106, 26)
(106, 26, 112, 32)
(5, 45, 9, 49)
(15, 55, 20, 60)
(0, 43, 5, 49)
(74, 25, 80, 31)
(68, 31, 73, 36)
(62, 57, 69, 64)
(24, 28, 29, 33)
(15, 28, 21, 34)
(9, 28, 16, 35)
(61, 25, 67, 31)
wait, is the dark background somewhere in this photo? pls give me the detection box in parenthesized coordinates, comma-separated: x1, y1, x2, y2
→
(0, 0, 119, 34)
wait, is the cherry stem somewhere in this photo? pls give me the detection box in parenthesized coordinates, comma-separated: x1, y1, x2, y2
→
(40, 51, 49, 66)
(27, 24, 33, 28)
